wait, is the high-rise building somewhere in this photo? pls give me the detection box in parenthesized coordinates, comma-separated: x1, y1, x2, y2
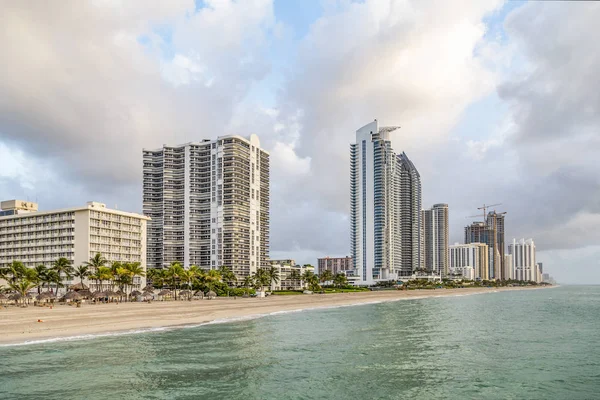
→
(504, 254, 514, 280)
(464, 211, 505, 280)
(507, 238, 536, 282)
(422, 203, 449, 276)
(350, 120, 422, 285)
(143, 134, 270, 280)
(268, 259, 296, 267)
(317, 256, 353, 275)
(0, 201, 149, 290)
(449, 242, 489, 280)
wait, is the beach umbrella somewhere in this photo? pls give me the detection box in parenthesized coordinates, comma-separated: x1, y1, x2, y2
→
(93, 291, 107, 299)
(142, 285, 154, 292)
(78, 289, 93, 298)
(206, 291, 217, 300)
(130, 290, 142, 297)
(157, 289, 171, 296)
(63, 291, 81, 301)
(26, 292, 35, 299)
(37, 292, 55, 300)
(9, 293, 21, 301)
(70, 282, 89, 291)
(115, 290, 126, 296)
(143, 293, 154, 300)
(0, 293, 7, 301)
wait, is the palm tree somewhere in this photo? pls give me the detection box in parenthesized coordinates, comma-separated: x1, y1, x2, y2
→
(44, 270, 62, 294)
(73, 265, 91, 290)
(96, 266, 113, 292)
(242, 275, 253, 296)
(219, 266, 237, 287)
(266, 266, 280, 291)
(165, 262, 184, 300)
(3, 261, 27, 284)
(124, 262, 145, 291)
(253, 268, 270, 293)
(52, 257, 74, 294)
(9, 279, 37, 307)
(319, 270, 334, 286)
(333, 273, 348, 288)
(301, 270, 315, 290)
(203, 269, 222, 292)
(33, 265, 48, 294)
(84, 253, 108, 272)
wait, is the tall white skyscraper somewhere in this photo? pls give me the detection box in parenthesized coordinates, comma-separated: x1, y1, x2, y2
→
(507, 238, 536, 281)
(350, 120, 422, 285)
(423, 203, 449, 276)
(143, 134, 269, 280)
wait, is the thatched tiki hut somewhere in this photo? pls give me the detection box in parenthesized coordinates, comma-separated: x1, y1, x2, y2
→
(157, 289, 172, 300)
(206, 291, 217, 300)
(62, 291, 82, 302)
(70, 282, 89, 291)
(36, 292, 56, 304)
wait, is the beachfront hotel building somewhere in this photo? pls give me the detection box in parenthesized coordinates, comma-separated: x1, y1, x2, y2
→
(317, 256, 353, 275)
(449, 242, 489, 280)
(507, 238, 537, 282)
(422, 203, 449, 277)
(0, 200, 149, 289)
(350, 120, 423, 285)
(143, 134, 269, 280)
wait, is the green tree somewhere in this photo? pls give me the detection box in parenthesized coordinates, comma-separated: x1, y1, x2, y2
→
(124, 262, 145, 291)
(301, 270, 316, 290)
(219, 266, 237, 287)
(242, 275, 254, 296)
(73, 265, 91, 290)
(319, 270, 334, 285)
(165, 262, 184, 300)
(253, 268, 270, 292)
(33, 265, 48, 294)
(52, 257, 73, 294)
(2, 261, 27, 284)
(9, 279, 37, 307)
(266, 266, 280, 290)
(84, 253, 108, 273)
(333, 273, 348, 288)
(96, 266, 113, 292)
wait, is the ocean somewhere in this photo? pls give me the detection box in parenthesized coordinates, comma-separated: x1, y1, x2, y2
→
(1, 286, 599, 399)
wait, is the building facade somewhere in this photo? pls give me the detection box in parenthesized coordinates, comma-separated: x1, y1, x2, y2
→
(504, 254, 514, 280)
(317, 256, 353, 275)
(143, 134, 270, 280)
(0, 201, 149, 289)
(449, 242, 489, 280)
(269, 259, 296, 266)
(508, 238, 537, 282)
(464, 212, 505, 280)
(422, 203, 449, 276)
(269, 264, 315, 291)
(350, 120, 422, 285)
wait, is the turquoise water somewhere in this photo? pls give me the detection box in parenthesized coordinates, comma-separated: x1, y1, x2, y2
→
(1, 286, 599, 399)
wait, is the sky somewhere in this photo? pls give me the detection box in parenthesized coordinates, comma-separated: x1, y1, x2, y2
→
(1, 0, 599, 284)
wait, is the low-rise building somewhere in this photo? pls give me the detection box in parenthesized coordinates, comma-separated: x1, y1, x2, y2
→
(269, 259, 296, 267)
(317, 256, 352, 275)
(0, 200, 149, 290)
(269, 263, 315, 291)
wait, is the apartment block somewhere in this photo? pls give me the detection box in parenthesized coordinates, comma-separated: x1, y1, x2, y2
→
(143, 134, 269, 280)
(0, 200, 149, 288)
(317, 256, 353, 275)
(449, 242, 489, 280)
(350, 120, 422, 285)
(508, 238, 537, 282)
(270, 264, 315, 291)
(422, 203, 449, 276)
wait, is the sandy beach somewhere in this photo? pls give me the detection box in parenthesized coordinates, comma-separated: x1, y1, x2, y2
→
(0, 287, 545, 345)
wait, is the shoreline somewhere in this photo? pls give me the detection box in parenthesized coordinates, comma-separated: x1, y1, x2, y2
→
(0, 286, 552, 347)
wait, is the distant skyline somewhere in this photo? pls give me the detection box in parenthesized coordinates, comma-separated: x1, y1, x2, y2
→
(1, 0, 599, 284)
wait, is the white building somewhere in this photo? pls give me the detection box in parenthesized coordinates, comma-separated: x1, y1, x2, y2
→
(0, 200, 149, 289)
(508, 238, 536, 282)
(449, 242, 489, 280)
(504, 254, 514, 280)
(422, 203, 449, 276)
(143, 134, 270, 281)
(270, 264, 315, 291)
(350, 120, 422, 285)
(317, 256, 353, 275)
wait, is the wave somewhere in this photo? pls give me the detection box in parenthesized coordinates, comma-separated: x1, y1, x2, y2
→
(0, 288, 534, 347)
